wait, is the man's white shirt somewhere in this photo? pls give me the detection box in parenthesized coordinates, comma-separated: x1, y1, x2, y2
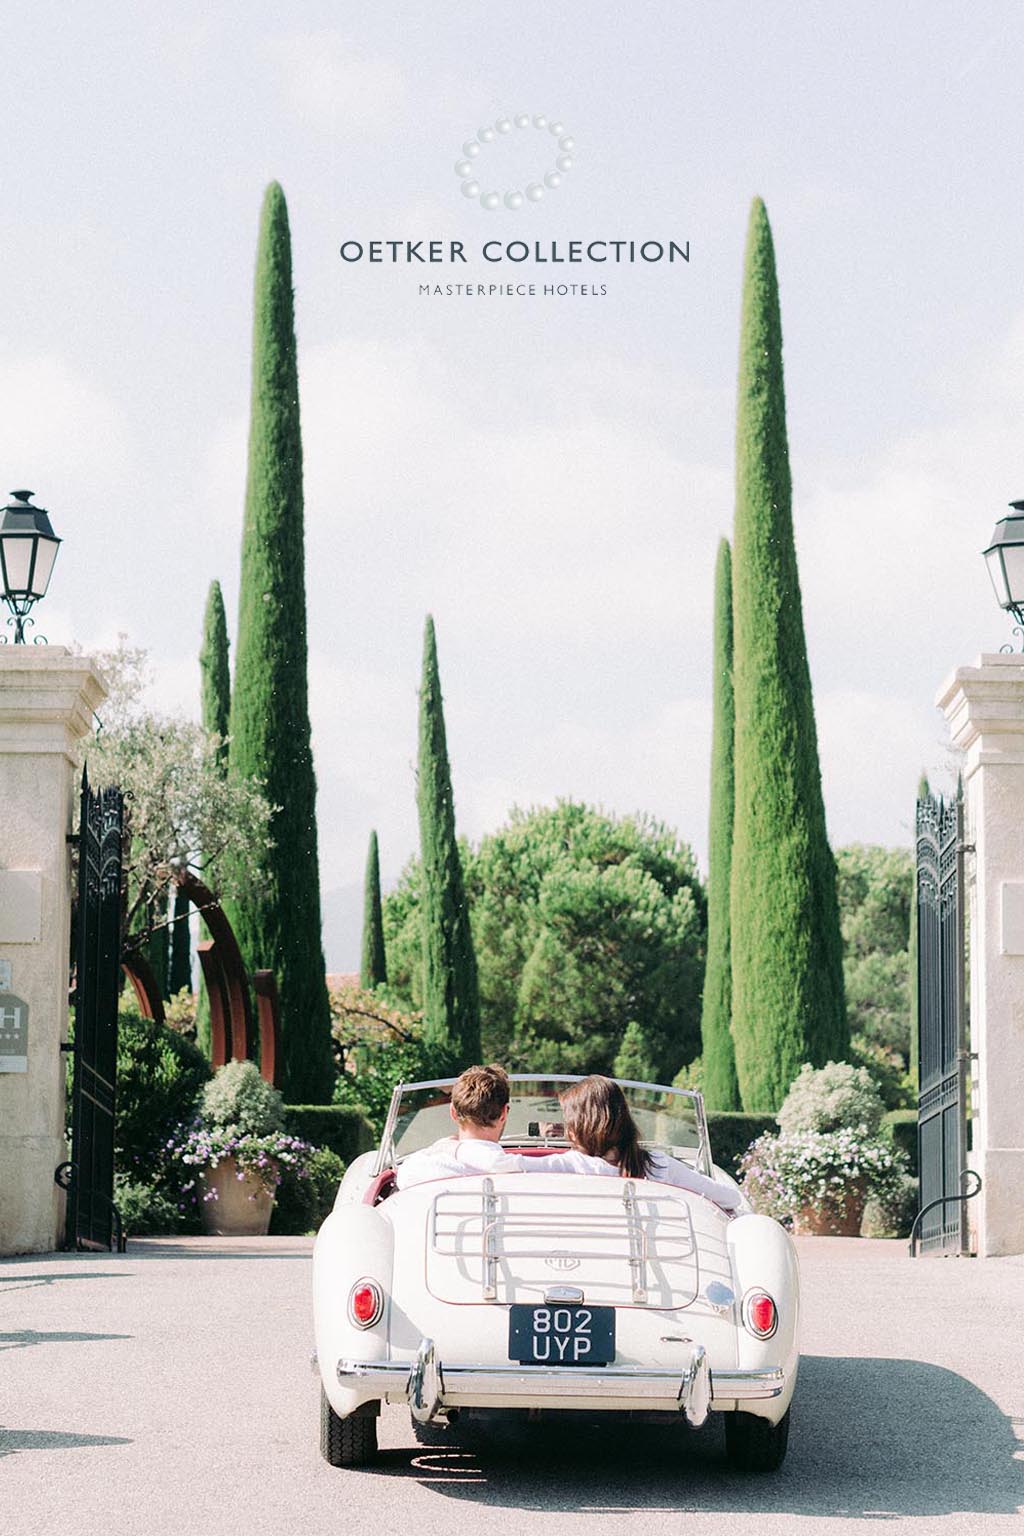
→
(395, 1137, 617, 1188)
(394, 1136, 741, 1209)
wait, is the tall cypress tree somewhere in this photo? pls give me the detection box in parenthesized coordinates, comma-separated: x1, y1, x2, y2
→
(417, 616, 481, 1066)
(227, 181, 333, 1103)
(909, 770, 929, 1091)
(168, 885, 192, 995)
(700, 537, 740, 1109)
(144, 892, 170, 1001)
(361, 830, 387, 989)
(730, 197, 847, 1110)
(201, 580, 231, 761)
(195, 580, 232, 1055)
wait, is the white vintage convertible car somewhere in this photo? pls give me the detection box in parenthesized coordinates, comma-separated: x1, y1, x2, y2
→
(313, 1076, 798, 1472)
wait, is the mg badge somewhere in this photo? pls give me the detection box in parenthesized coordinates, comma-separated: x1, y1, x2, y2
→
(545, 1253, 580, 1272)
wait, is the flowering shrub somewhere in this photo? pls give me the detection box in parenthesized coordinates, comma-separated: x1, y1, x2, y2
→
(168, 1061, 310, 1207)
(198, 1059, 285, 1137)
(777, 1060, 885, 1136)
(270, 1146, 346, 1234)
(172, 1125, 314, 1198)
(739, 1126, 910, 1224)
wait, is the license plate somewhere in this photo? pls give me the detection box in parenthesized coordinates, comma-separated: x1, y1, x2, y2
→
(508, 1304, 615, 1365)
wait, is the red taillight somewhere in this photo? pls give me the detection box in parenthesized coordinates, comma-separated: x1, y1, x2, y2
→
(348, 1279, 383, 1329)
(744, 1290, 777, 1339)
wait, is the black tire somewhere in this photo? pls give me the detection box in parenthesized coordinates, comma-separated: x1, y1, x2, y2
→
(724, 1407, 790, 1472)
(320, 1387, 378, 1467)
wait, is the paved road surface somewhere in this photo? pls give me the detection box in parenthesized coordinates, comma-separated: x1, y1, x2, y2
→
(2, 1235, 1022, 1536)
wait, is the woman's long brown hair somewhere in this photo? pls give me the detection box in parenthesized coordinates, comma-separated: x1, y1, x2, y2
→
(559, 1076, 653, 1179)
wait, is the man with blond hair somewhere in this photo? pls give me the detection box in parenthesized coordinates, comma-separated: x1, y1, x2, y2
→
(395, 1063, 615, 1188)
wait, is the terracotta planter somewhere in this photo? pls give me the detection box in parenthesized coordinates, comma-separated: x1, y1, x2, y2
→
(793, 1182, 866, 1238)
(198, 1156, 277, 1236)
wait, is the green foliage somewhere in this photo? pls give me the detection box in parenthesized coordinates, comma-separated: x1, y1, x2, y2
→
(328, 978, 422, 1066)
(836, 843, 913, 1056)
(777, 1060, 885, 1136)
(361, 830, 387, 988)
(163, 987, 198, 1041)
(701, 536, 740, 1109)
(706, 1111, 778, 1178)
(332, 1035, 458, 1136)
(198, 1059, 285, 1136)
(883, 1108, 919, 1179)
(284, 1104, 377, 1163)
(729, 197, 847, 1110)
(672, 1057, 702, 1092)
(849, 1033, 914, 1111)
(416, 616, 481, 1066)
(227, 181, 333, 1103)
(113, 1175, 189, 1237)
(269, 1146, 346, 1235)
(385, 801, 705, 1079)
(86, 698, 272, 961)
(114, 1008, 211, 1179)
(861, 1173, 919, 1239)
(613, 1021, 658, 1082)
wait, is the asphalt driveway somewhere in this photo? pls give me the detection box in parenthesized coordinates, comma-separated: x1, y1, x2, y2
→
(2, 1235, 1022, 1536)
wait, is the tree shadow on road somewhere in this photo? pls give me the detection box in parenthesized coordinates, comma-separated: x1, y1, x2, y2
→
(0, 1330, 132, 1351)
(0, 1272, 129, 1293)
(0, 1429, 133, 1459)
(366, 1355, 1024, 1519)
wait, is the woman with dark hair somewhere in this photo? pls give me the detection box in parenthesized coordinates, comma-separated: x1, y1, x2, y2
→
(559, 1076, 742, 1210)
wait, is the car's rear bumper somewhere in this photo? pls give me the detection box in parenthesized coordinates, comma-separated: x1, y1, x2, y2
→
(334, 1338, 786, 1427)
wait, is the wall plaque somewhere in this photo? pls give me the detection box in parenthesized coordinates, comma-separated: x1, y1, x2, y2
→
(0, 992, 28, 1072)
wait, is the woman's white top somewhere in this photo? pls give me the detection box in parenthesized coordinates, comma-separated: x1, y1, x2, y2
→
(642, 1149, 742, 1209)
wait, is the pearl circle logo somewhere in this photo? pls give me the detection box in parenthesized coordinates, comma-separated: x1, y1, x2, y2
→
(455, 113, 576, 212)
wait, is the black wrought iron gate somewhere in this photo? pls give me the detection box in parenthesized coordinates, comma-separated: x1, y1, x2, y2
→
(914, 789, 969, 1255)
(65, 769, 125, 1251)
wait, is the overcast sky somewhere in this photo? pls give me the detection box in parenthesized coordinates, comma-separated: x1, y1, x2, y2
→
(5, 4, 1023, 966)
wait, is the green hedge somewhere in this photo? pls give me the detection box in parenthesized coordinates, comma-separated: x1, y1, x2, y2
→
(114, 1011, 211, 1177)
(883, 1109, 918, 1178)
(284, 1104, 376, 1164)
(706, 1112, 777, 1177)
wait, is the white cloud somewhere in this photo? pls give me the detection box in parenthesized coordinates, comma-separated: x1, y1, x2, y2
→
(0, 351, 131, 494)
(266, 33, 407, 134)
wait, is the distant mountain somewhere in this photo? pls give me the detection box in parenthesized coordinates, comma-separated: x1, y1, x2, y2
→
(320, 883, 363, 974)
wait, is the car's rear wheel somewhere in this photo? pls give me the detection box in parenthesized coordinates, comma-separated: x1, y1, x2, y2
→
(724, 1406, 790, 1472)
(320, 1388, 378, 1467)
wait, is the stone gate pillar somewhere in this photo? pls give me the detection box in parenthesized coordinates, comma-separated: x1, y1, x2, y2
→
(0, 648, 107, 1255)
(938, 653, 1024, 1257)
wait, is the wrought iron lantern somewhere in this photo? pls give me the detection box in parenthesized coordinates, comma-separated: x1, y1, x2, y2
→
(0, 490, 62, 643)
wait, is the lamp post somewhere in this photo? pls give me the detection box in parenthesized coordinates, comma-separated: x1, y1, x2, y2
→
(0, 490, 62, 643)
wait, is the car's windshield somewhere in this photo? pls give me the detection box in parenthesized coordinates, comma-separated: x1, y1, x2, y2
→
(374, 1075, 711, 1176)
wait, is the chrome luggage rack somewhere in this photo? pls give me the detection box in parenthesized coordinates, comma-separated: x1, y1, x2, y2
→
(430, 1177, 696, 1304)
